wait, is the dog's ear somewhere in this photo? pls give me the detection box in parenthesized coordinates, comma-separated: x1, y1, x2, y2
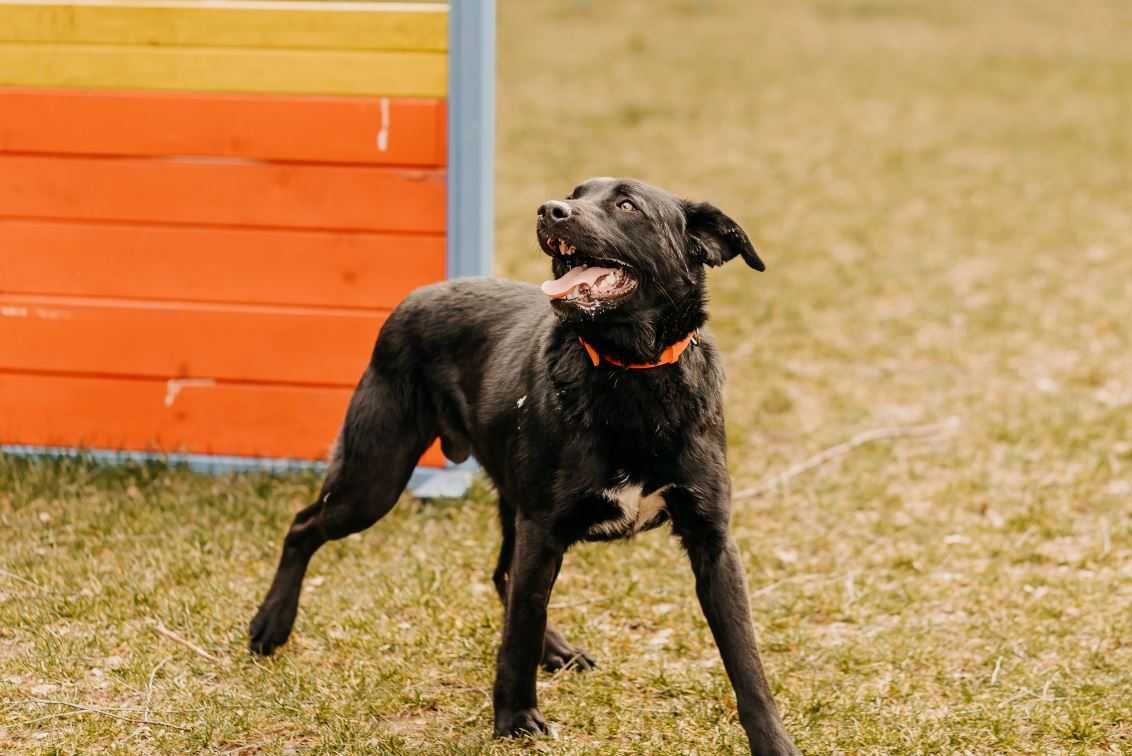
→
(684, 201, 765, 271)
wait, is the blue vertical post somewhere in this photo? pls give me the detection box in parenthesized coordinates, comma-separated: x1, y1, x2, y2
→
(447, 0, 495, 279)
(407, 0, 495, 498)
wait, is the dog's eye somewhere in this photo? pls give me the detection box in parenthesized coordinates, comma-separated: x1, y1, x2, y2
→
(617, 199, 638, 212)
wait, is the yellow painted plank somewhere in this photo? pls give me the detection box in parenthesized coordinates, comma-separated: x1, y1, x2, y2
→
(0, 44, 447, 97)
(0, 1, 447, 52)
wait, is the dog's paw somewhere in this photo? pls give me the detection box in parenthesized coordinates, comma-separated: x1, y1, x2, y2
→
(248, 600, 295, 656)
(752, 737, 801, 756)
(493, 707, 551, 738)
(541, 640, 596, 673)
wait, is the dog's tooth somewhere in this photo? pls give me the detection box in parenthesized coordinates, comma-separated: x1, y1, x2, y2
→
(559, 240, 569, 254)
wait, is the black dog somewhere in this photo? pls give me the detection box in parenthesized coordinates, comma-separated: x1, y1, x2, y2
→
(249, 177, 798, 755)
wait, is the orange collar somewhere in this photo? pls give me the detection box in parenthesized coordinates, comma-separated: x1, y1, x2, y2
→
(578, 332, 697, 369)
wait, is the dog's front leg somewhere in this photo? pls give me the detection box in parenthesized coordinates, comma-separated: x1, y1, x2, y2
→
(684, 529, 799, 756)
(492, 516, 563, 738)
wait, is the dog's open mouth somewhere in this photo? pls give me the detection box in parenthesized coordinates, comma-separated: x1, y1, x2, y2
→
(540, 235, 637, 308)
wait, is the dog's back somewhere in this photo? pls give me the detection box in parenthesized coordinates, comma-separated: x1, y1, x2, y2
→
(368, 277, 548, 453)
(376, 278, 549, 376)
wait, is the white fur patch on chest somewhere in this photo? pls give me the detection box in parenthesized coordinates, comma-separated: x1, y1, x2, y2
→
(588, 483, 672, 537)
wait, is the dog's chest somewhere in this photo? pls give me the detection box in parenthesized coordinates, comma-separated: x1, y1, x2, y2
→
(586, 483, 672, 538)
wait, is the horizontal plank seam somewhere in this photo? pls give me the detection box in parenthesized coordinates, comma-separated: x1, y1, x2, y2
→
(0, 40, 448, 54)
(0, 366, 361, 390)
(0, 214, 447, 236)
(0, 86, 447, 104)
(0, 1, 447, 12)
(0, 215, 446, 236)
(0, 288, 415, 313)
(0, 293, 395, 318)
(0, 151, 447, 170)
(0, 40, 448, 55)
(0, 149, 447, 169)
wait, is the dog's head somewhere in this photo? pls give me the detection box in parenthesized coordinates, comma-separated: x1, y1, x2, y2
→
(537, 177, 763, 324)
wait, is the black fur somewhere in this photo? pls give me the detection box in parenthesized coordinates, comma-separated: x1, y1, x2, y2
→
(249, 178, 797, 755)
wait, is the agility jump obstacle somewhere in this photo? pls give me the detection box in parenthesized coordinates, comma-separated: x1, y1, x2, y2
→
(0, 1, 493, 494)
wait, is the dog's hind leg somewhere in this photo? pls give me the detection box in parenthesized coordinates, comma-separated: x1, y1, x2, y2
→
(249, 367, 434, 656)
(493, 498, 596, 672)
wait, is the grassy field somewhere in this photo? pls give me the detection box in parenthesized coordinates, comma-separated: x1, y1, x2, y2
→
(3, 1, 1132, 753)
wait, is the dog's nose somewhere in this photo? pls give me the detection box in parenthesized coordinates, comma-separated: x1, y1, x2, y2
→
(537, 200, 572, 222)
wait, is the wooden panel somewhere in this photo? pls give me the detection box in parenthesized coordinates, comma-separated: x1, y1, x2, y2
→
(0, 1, 447, 52)
(0, 44, 446, 97)
(0, 89, 447, 166)
(0, 371, 447, 465)
(0, 295, 387, 386)
(0, 155, 446, 232)
(0, 220, 444, 309)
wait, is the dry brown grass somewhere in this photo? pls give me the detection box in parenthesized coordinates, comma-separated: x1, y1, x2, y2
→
(3, 1, 1131, 753)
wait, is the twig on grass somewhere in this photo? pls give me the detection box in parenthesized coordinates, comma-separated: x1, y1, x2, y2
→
(460, 700, 492, 725)
(749, 572, 846, 598)
(734, 417, 960, 500)
(18, 708, 94, 727)
(20, 698, 191, 732)
(548, 596, 608, 610)
(1040, 673, 1058, 701)
(143, 657, 171, 724)
(990, 655, 1003, 686)
(458, 688, 493, 725)
(0, 567, 40, 589)
(151, 621, 223, 664)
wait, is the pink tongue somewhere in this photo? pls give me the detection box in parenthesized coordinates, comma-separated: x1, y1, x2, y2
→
(541, 265, 618, 299)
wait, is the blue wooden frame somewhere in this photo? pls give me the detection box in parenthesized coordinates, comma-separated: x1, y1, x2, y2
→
(447, 0, 495, 280)
(1, 1, 495, 498)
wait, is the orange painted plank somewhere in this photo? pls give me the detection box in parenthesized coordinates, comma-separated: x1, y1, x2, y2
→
(0, 220, 444, 308)
(0, 155, 445, 233)
(0, 295, 386, 386)
(0, 371, 446, 466)
(0, 89, 447, 166)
